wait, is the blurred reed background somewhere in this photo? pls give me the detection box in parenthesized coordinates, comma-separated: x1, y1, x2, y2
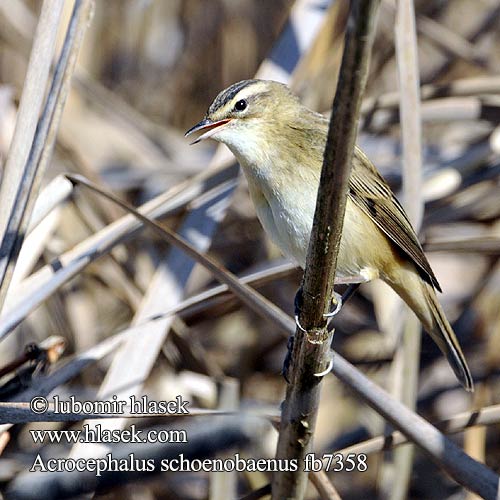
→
(0, 1, 499, 499)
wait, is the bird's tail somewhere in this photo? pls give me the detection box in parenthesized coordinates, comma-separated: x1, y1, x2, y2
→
(389, 268, 474, 391)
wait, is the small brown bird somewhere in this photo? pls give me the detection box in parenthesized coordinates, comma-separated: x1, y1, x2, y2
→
(186, 79, 473, 391)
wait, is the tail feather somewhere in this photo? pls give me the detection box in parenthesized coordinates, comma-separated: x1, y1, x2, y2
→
(421, 283, 474, 391)
(388, 267, 474, 391)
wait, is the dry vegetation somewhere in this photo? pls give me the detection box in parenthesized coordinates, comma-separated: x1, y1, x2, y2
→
(0, 1, 499, 499)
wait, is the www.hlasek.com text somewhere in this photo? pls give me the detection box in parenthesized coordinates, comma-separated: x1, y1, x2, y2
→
(30, 424, 187, 445)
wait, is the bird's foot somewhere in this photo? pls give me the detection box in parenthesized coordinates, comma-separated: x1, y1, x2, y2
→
(294, 286, 331, 343)
(324, 283, 362, 330)
(314, 349, 334, 377)
(295, 287, 343, 331)
(296, 288, 346, 327)
(294, 287, 307, 333)
(283, 334, 333, 380)
(323, 291, 343, 321)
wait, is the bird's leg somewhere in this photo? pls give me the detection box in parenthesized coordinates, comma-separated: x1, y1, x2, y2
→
(283, 288, 305, 381)
(282, 334, 295, 383)
(288, 283, 361, 380)
(324, 290, 343, 319)
(293, 286, 306, 333)
(294, 283, 362, 332)
(314, 283, 363, 377)
(325, 284, 362, 333)
(324, 283, 361, 322)
(341, 282, 361, 304)
(314, 349, 334, 377)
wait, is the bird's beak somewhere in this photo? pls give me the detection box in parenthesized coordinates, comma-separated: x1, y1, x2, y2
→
(184, 118, 232, 145)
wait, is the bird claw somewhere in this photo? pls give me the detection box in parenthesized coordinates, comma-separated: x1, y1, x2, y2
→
(294, 287, 307, 333)
(314, 351, 334, 377)
(283, 336, 333, 380)
(295, 288, 343, 330)
(289, 287, 337, 379)
(294, 314, 307, 333)
(323, 291, 343, 319)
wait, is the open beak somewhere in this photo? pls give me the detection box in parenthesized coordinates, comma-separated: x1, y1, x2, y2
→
(184, 118, 231, 145)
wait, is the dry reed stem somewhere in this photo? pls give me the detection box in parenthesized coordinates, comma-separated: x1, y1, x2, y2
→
(272, 1, 381, 498)
(0, 0, 93, 312)
(0, 0, 64, 309)
(381, 1, 423, 498)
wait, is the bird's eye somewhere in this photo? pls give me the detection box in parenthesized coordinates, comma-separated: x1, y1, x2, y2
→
(234, 99, 247, 112)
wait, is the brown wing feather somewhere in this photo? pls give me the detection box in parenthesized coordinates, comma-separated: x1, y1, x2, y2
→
(349, 146, 441, 292)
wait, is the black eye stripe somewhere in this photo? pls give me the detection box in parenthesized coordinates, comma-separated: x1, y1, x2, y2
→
(208, 80, 257, 114)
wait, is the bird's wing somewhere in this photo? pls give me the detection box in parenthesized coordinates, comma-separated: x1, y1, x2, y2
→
(349, 146, 441, 291)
